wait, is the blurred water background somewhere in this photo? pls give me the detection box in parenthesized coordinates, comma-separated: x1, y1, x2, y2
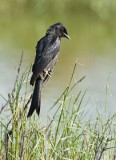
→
(0, 0, 116, 120)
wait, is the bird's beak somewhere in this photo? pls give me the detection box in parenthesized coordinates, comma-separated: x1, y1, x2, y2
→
(63, 32, 71, 40)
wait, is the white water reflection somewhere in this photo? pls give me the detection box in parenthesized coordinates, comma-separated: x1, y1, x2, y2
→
(0, 49, 116, 123)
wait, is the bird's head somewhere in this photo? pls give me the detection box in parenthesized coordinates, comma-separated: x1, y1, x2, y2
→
(46, 22, 70, 40)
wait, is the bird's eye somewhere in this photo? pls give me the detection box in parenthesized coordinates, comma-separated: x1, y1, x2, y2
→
(63, 27, 67, 34)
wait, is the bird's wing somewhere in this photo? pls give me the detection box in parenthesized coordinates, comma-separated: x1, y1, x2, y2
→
(32, 35, 60, 76)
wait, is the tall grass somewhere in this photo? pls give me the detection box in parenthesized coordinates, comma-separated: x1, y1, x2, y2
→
(0, 56, 116, 160)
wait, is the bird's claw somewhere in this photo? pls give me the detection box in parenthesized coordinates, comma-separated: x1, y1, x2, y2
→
(44, 69, 51, 78)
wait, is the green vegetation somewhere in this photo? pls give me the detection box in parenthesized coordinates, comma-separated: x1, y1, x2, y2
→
(0, 0, 116, 52)
(0, 0, 116, 19)
(0, 56, 116, 160)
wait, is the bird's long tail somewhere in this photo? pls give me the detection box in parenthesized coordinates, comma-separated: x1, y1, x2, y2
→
(27, 78, 43, 117)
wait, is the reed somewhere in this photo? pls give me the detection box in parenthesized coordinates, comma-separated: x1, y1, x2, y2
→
(0, 56, 116, 160)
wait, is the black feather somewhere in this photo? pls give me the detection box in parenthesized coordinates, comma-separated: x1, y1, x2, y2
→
(27, 22, 70, 117)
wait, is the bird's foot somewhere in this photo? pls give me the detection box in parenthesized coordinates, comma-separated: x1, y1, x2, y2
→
(43, 69, 51, 78)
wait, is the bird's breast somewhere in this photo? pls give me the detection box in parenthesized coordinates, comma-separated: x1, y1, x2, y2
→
(49, 37, 60, 54)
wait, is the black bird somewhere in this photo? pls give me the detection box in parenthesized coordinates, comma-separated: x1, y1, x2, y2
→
(27, 22, 70, 117)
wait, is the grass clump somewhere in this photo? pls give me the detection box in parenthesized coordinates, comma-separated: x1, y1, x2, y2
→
(0, 55, 116, 160)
